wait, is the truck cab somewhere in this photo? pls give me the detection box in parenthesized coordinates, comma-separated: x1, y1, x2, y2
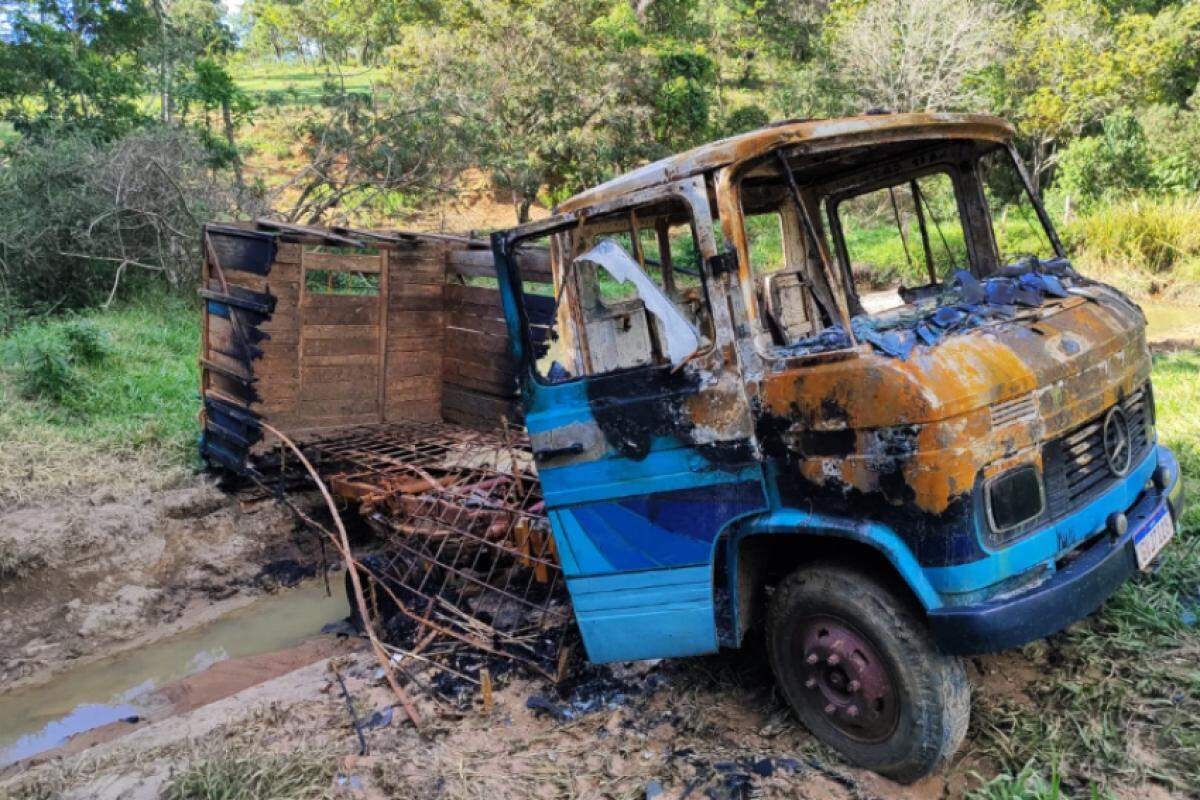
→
(491, 113, 1185, 781)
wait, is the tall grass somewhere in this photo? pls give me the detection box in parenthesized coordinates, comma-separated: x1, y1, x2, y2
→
(1065, 196, 1200, 299)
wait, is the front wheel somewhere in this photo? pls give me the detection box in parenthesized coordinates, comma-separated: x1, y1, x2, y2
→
(766, 562, 969, 783)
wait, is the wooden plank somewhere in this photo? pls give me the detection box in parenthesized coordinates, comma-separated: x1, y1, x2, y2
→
(386, 310, 444, 330)
(302, 337, 378, 357)
(301, 353, 379, 367)
(304, 249, 382, 274)
(446, 247, 552, 283)
(386, 380, 441, 403)
(388, 294, 444, 312)
(299, 380, 380, 401)
(386, 334, 440, 354)
(301, 303, 380, 326)
(298, 324, 379, 340)
(385, 400, 442, 423)
(445, 283, 505, 308)
(441, 327, 515, 357)
(444, 355, 518, 385)
(377, 248, 390, 424)
(442, 386, 518, 423)
(303, 364, 379, 384)
(445, 311, 509, 337)
(274, 243, 302, 264)
(386, 352, 442, 380)
(297, 396, 379, 416)
(443, 368, 515, 397)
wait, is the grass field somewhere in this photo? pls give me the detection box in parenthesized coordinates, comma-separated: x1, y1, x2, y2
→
(232, 59, 386, 107)
(0, 291, 200, 505)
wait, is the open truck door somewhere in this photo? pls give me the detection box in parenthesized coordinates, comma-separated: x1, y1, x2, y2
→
(493, 176, 768, 663)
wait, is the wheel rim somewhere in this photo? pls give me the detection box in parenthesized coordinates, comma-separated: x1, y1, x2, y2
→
(793, 614, 899, 742)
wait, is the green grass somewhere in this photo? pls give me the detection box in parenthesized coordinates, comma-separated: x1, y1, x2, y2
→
(0, 291, 201, 503)
(972, 347, 1200, 796)
(231, 60, 387, 107)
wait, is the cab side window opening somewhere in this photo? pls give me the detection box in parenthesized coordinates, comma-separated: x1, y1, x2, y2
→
(978, 148, 1058, 267)
(527, 197, 714, 382)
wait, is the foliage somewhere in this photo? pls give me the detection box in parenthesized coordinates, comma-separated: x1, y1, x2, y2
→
(1, 315, 110, 405)
(0, 0, 156, 140)
(0, 126, 262, 314)
(998, 0, 1200, 181)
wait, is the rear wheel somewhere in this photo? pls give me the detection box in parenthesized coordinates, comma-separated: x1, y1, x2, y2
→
(766, 562, 969, 783)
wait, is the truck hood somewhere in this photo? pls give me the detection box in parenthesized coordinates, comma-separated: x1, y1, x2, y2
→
(760, 285, 1151, 435)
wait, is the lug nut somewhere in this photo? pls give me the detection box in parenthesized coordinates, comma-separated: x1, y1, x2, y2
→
(847, 705, 859, 718)
(827, 653, 841, 666)
(806, 653, 819, 665)
(804, 677, 817, 689)
(824, 703, 836, 715)
(848, 680, 860, 692)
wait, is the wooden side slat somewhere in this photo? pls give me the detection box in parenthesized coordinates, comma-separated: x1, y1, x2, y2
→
(303, 250, 382, 274)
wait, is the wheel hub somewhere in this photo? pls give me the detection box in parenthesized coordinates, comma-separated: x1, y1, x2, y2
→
(796, 615, 898, 741)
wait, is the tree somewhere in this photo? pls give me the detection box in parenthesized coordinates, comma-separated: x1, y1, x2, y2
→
(1000, 0, 1200, 188)
(827, 0, 1012, 113)
(0, 0, 156, 140)
(389, 0, 660, 222)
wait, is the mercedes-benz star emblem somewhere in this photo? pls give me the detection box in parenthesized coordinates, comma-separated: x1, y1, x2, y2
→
(1102, 406, 1132, 477)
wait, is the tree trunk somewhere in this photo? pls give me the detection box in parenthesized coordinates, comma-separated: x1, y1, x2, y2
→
(222, 99, 244, 190)
(517, 197, 532, 224)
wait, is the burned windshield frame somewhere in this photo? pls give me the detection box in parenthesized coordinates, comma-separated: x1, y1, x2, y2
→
(504, 186, 718, 387)
(985, 143, 1066, 263)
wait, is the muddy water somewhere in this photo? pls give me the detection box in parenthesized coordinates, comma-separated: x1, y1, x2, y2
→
(0, 575, 348, 768)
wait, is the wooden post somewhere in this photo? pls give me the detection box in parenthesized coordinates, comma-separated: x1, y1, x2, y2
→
(377, 248, 390, 422)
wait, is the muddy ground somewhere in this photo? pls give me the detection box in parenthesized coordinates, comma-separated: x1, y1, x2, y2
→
(0, 475, 324, 694)
(0, 474, 1189, 800)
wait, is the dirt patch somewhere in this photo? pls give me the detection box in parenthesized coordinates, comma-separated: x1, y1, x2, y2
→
(0, 474, 323, 693)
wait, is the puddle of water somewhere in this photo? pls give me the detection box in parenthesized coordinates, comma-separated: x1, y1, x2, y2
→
(0, 574, 348, 768)
(1142, 301, 1200, 343)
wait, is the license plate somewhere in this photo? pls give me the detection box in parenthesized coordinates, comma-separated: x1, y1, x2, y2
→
(1134, 509, 1175, 570)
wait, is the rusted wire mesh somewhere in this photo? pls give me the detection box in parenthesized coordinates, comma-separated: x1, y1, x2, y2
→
(291, 421, 572, 682)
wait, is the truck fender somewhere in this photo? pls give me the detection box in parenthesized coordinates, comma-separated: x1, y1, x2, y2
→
(715, 509, 943, 647)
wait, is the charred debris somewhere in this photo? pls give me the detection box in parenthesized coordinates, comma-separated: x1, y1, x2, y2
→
(783, 256, 1087, 360)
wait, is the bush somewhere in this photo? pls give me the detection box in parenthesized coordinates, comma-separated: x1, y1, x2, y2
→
(60, 320, 112, 365)
(1, 317, 112, 406)
(1056, 110, 1152, 206)
(0, 126, 263, 314)
(11, 330, 80, 405)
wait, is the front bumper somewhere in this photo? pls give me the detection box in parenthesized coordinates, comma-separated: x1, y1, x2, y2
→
(929, 445, 1185, 655)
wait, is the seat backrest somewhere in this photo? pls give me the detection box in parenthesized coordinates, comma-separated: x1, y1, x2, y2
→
(764, 271, 816, 344)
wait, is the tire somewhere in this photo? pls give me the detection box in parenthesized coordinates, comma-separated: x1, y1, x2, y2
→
(766, 562, 969, 783)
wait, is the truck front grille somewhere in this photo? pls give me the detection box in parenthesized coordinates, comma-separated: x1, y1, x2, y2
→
(1042, 383, 1153, 520)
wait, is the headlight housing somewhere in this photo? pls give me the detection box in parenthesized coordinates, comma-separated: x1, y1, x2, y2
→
(985, 465, 1046, 541)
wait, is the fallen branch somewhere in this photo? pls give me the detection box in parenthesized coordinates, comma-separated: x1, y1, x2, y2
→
(259, 420, 422, 729)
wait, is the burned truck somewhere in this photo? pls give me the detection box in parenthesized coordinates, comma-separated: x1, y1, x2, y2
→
(200, 113, 1184, 782)
(489, 113, 1185, 780)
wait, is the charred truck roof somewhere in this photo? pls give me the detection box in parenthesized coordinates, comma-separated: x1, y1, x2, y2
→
(491, 111, 1181, 665)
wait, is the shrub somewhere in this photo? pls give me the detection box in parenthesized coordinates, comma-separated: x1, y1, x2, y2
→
(8, 327, 81, 405)
(0, 127, 263, 314)
(1, 317, 112, 406)
(1056, 110, 1152, 206)
(60, 319, 111, 365)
